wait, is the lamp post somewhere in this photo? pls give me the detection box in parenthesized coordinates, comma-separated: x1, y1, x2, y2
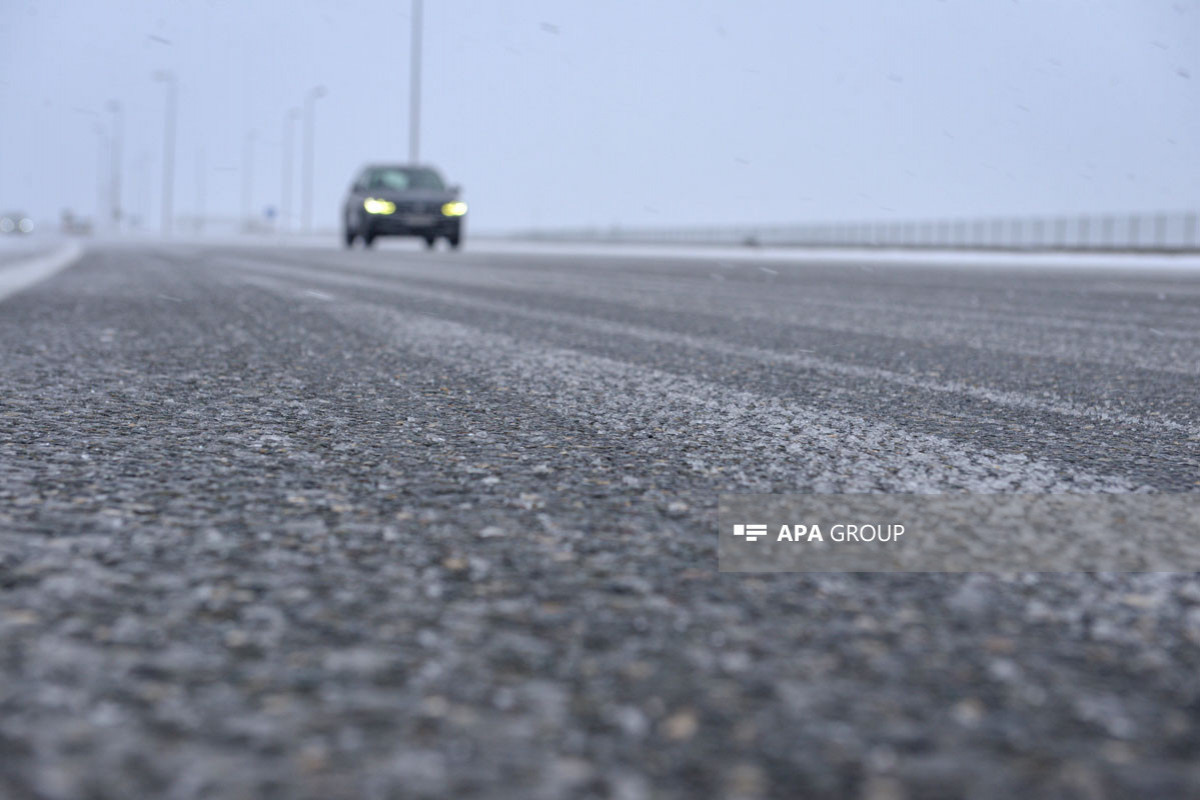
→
(409, 0, 423, 164)
(281, 108, 300, 233)
(106, 100, 123, 231)
(153, 70, 177, 236)
(93, 123, 108, 227)
(132, 150, 151, 230)
(301, 85, 327, 233)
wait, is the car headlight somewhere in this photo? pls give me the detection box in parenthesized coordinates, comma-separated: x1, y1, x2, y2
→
(441, 201, 468, 217)
(363, 198, 396, 215)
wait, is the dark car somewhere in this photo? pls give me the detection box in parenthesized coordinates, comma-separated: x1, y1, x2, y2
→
(342, 164, 465, 249)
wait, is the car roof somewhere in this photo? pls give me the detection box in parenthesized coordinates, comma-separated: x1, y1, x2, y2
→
(362, 164, 440, 172)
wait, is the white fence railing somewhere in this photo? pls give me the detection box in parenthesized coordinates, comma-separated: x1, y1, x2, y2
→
(512, 211, 1200, 252)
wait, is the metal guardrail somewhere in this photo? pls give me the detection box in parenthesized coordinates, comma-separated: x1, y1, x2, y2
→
(513, 211, 1200, 252)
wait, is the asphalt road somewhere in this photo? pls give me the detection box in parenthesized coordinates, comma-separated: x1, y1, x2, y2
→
(2, 241, 1199, 799)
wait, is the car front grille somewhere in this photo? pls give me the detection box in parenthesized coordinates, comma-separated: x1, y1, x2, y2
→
(392, 201, 442, 215)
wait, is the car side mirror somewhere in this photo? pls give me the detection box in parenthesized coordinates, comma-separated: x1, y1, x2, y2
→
(450, 184, 462, 196)
(353, 181, 366, 193)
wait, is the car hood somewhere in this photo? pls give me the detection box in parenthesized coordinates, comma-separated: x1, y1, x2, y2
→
(358, 189, 458, 202)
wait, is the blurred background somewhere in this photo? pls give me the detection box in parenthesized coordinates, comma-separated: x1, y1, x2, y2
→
(0, 0, 1196, 240)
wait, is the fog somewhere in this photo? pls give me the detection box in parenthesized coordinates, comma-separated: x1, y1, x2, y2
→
(1, 0, 1196, 233)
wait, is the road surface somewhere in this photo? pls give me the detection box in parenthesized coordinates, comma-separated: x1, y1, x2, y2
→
(2, 241, 1199, 798)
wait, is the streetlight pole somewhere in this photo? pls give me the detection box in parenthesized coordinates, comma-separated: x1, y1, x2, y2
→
(93, 123, 108, 228)
(107, 100, 123, 231)
(409, 0, 422, 164)
(154, 70, 177, 236)
(281, 108, 300, 233)
(301, 85, 326, 234)
(133, 150, 151, 230)
(242, 129, 257, 230)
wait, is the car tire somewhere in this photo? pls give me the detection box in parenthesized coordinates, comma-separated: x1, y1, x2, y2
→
(423, 236, 436, 250)
(363, 230, 376, 249)
(447, 234, 462, 250)
(344, 227, 356, 248)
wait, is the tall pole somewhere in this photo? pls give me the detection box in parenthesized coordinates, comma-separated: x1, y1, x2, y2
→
(155, 70, 177, 236)
(94, 123, 108, 227)
(409, 0, 422, 164)
(282, 108, 299, 233)
(301, 86, 326, 234)
(133, 151, 151, 230)
(242, 129, 257, 230)
(107, 100, 123, 231)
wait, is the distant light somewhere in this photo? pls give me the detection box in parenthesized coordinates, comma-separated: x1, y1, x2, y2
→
(363, 198, 395, 215)
(0, 218, 13, 233)
(18, 218, 33, 233)
(441, 201, 467, 217)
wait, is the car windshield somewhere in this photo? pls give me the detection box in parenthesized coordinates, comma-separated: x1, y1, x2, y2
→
(364, 167, 444, 192)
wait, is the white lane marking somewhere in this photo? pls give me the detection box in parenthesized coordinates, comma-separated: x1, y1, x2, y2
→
(231, 272, 340, 304)
(218, 255, 1200, 438)
(330, 304, 1140, 494)
(216, 248, 1200, 373)
(0, 242, 84, 302)
(223, 268, 1146, 492)
(209, 241, 1200, 331)
(399, 269, 1200, 372)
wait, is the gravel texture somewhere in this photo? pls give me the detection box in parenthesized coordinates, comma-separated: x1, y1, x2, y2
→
(1, 242, 1199, 799)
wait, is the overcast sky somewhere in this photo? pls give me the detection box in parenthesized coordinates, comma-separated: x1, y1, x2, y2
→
(1, 0, 1196, 232)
